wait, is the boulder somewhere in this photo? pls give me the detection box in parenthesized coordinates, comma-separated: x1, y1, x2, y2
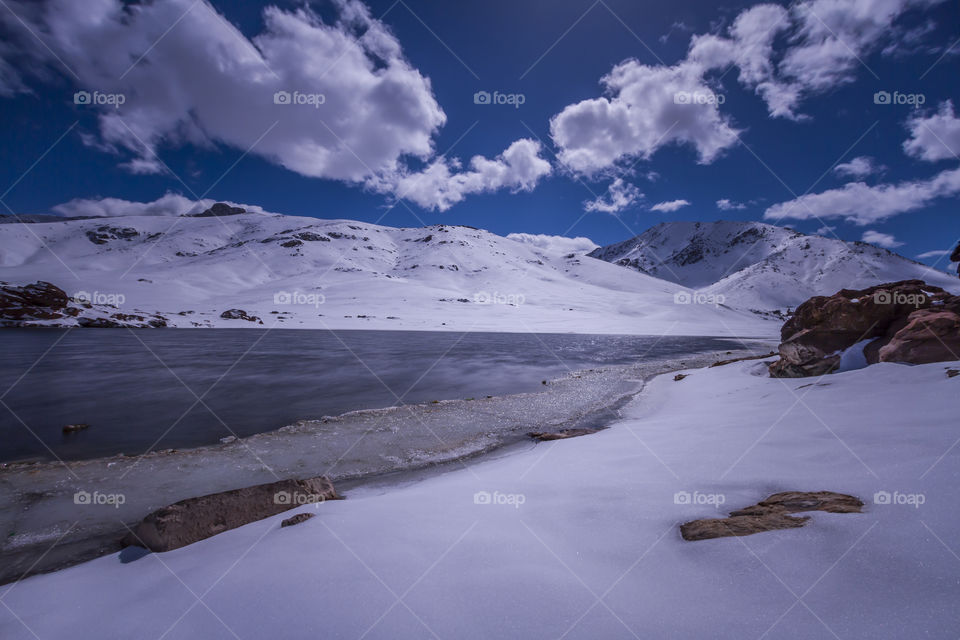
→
(680, 491, 862, 541)
(770, 280, 960, 377)
(123, 476, 339, 552)
(878, 309, 960, 364)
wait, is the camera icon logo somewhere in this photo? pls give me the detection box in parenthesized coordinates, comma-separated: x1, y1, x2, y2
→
(74, 91, 91, 105)
(74, 490, 92, 505)
(274, 491, 292, 505)
(674, 491, 692, 505)
(673, 291, 692, 305)
(873, 491, 891, 505)
(273, 91, 291, 105)
(473, 491, 492, 505)
(473, 91, 491, 105)
(873, 91, 891, 105)
(274, 291, 293, 305)
(873, 291, 892, 305)
(673, 91, 691, 104)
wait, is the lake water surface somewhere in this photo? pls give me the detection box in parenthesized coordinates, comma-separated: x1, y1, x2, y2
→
(0, 329, 745, 462)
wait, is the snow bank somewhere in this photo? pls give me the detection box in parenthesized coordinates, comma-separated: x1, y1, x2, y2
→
(2, 359, 958, 639)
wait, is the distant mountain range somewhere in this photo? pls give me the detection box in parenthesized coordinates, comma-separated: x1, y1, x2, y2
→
(0, 209, 776, 335)
(588, 220, 958, 310)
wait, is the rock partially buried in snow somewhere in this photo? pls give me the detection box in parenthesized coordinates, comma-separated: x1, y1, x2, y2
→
(527, 428, 601, 441)
(123, 476, 339, 552)
(680, 491, 863, 541)
(219, 308, 262, 323)
(281, 513, 314, 528)
(184, 202, 247, 218)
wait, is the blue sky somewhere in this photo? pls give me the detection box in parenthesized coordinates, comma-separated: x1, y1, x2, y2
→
(0, 0, 957, 266)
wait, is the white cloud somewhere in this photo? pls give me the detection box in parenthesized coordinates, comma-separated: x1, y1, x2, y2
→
(1, 0, 550, 210)
(764, 167, 960, 224)
(650, 199, 691, 213)
(916, 249, 951, 259)
(583, 178, 642, 213)
(833, 156, 881, 178)
(861, 230, 903, 248)
(1, 0, 447, 182)
(50, 193, 280, 217)
(506, 233, 599, 255)
(903, 100, 960, 162)
(548, 0, 944, 176)
(716, 198, 746, 210)
(815, 225, 836, 235)
(371, 138, 552, 212)
(549, 60, 741, 176)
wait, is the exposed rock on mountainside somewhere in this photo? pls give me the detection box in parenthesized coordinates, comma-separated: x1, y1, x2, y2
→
(184, 202, 247, 217)
(680, 491, 863, 541)
(769, 280, 960, 377)
(952, 242, 960, 278)
(123, 476, 339, 552)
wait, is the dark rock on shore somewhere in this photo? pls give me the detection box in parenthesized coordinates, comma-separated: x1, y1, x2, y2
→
(0, 280, 69, 322)
(680, 491, 862, 541)
(220, 308, 262, 323)
(123, 476, 339, 552)
(770, 280, 960, 377)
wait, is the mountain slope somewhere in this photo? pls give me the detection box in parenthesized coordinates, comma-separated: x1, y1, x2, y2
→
(0, 211, 775, 336)
(589, 220, 959, 309)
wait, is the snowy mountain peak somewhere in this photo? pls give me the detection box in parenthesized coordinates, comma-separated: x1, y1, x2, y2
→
(589, 220, 958, 309)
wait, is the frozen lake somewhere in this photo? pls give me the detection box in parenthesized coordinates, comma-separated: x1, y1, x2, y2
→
(0, 329, 747, 462)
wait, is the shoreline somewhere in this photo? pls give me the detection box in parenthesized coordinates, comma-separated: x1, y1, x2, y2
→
(0, 341, 775, 585)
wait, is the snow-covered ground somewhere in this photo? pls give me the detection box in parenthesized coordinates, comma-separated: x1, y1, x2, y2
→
(3, 358, 958, 639)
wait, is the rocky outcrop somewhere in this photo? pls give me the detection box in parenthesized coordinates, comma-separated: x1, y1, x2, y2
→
(0, 281, 69, 321)
(220, 308, 262, 323)
(186, 202, 247, 218)
(123, 476, 339, 552)
(680, 491, 862, 541)
(770, 280, 960, 377)
(952, 242, 960, 278)
(85, 225, 139, 245)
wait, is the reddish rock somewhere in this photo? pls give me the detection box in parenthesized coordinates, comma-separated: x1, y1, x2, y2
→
(770, 280, 960, 377)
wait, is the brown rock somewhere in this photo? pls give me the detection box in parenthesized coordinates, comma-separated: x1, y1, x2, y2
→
(769, 280, 959, 377)
(0, 281, 70, 323)
(123, 476, 338, 552)
(878, 309, 960, 364)
(673, 373, 688, 381)
(281, 513, 315, 528)
(680, 491, 862, 541)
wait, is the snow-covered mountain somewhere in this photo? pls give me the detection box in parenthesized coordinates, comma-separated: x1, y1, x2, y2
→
(589, 220, 959, 310)
(0, 209, 775, 336)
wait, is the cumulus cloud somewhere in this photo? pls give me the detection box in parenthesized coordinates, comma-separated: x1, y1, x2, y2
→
(506, 233, 599, 255)
(650, 199, 691, 213)
(916, 249, 951, 259)
(370, 138, 552, 212)
(834, 156, 882, 178)
(50, 193, 280, 218)
(548, 0, 945, 175)
(583, 178, 642, 213)
(862, 230, 903, 248)
(0, 0, 550, 209)
(764, 167, 960, 224)
(815, 225, 836, 235)
(903, 100, 960, 162)
(716, 198, 747, 210)
(549, 60, 741, 176)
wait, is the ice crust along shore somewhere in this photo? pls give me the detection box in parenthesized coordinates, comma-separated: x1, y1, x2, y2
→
(2, 355, 958, 639)
(0, 345, 771, 585)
